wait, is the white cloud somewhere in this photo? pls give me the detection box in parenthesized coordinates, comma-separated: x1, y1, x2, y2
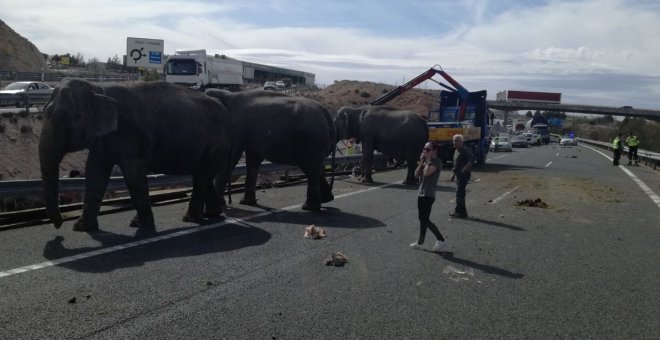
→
(2, 0, 660, 109)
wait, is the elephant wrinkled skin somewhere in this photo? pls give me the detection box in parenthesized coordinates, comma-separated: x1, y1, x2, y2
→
(205, 89, 335, 211)
(39, 80, 233, 231)
(335, 105, 429, 184)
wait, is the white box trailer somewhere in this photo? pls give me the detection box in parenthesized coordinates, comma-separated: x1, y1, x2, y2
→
(165, 49, 243, 91)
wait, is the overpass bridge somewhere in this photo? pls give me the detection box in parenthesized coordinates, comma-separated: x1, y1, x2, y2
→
(487, 100, 660, 120)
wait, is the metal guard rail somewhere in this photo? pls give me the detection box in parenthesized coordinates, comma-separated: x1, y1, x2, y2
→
(576, 137, 660, 169)
(0, 154, 371, 198)
(0, 92, 52, 108)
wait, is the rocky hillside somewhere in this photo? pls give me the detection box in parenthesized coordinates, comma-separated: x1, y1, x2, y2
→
(303, 80, 440, 117)
(0, 19, 47, 72)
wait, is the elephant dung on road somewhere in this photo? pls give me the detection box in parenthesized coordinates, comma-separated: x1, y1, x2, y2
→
(205, 89, 335, 211)
(335, 105, 429, 184)
(39, 79, 233, 231)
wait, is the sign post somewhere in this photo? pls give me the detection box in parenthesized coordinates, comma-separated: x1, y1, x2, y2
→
(125, 37, 164, 69)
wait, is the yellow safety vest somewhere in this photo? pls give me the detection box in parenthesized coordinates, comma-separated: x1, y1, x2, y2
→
(626, 135, 640, 147)
(612, 137, 621, 150)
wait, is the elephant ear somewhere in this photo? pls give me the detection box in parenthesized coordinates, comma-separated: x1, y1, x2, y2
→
(86, 93, 118, 141)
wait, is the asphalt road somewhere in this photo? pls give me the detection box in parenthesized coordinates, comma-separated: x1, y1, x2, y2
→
(1, 143, 659, 339)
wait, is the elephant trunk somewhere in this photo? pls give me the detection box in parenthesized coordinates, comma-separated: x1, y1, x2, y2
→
(39, 130, 66, 229)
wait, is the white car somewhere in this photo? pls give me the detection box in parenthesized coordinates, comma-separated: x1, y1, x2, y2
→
(263, 81, 277, 91)
(510, 134, 528, 148)
(0, 81, 54, 107)
(490, 136, 512, 152)
(275, 81, 286, 89)
(560, 137, 578, 146)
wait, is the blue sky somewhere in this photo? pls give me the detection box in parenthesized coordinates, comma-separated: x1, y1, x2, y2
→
(2, 0, 660, 110)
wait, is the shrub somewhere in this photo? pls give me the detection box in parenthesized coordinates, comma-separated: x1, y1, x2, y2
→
(359, 91, 371, 98)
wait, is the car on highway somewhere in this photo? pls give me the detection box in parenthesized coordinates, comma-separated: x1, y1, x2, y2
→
(263, 81, 277, 91)
(490, 136, 512, 152)
(522, 132, 535, 146)
(0, 81, 54, 107)
(560, 136, 578, 146)
(510, 134, 528, 148)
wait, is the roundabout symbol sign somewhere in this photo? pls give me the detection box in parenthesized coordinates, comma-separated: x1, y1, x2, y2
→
(126, 37, 164, 69)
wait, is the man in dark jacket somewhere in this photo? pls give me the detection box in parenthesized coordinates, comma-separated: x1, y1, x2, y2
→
(450, 134, 475, 218)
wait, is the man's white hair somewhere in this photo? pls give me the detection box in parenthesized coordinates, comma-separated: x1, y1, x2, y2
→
(453, 134, 464, 142)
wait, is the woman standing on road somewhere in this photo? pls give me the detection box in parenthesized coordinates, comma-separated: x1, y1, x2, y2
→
(410, 142, 446, 252)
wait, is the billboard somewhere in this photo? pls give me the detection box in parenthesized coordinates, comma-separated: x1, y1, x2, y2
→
(126, 37, 164, 68)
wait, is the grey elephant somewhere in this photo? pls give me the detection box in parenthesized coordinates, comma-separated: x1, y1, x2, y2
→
(335, 105, 429, 184)
(204, 89, 335, 211)
(39, 80, 233, 231)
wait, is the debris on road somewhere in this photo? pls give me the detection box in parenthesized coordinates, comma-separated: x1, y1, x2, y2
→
(304, 224, 327, 239)
(324, 252, 349, 266)
(516, 198, 549, 208)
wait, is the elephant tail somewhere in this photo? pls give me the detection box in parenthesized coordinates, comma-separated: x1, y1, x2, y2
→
(330, 132, 337, 190)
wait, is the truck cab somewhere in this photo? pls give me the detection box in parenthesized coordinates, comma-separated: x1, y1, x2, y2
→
(165, 49, 243, 91)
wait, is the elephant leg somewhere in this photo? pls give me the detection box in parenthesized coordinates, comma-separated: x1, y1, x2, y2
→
(241, 151, 264, 206)
(183, 175, 208, 223)
(301, 163, 323, 211)
(119, 162, 155, 229)
(320, 175, 334, 203)
(74, 154, 113, 232)
(203, 178, 223, 218)
(361, 143, 375, 183)
(207, 159, 234, 218)
(403, 156, 419, 185)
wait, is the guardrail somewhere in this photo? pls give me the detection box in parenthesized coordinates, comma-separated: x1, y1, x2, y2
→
(576, 137, 660, 169)
(0, 92, 52, 110)
(0, 154, 373, 198)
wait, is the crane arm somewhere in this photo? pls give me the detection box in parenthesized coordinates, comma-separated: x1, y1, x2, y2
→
(370, 65, 469, 106)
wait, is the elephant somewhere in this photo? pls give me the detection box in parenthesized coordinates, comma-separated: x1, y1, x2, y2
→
(335, 105, 429, 184)
(204, 89, 335, 211)
(39, 79, 233, 231)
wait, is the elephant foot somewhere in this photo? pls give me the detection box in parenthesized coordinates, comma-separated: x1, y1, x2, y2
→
(130, 216, 156, 229)
(302, 202, 321, 212)
(182, 213, 203, 224)
(203, 209, 223, 219)
(321, 192, 334, 203)
(73, 218, 99, 232)
(239, 198, 258, 206)
(360, 177, 374, 183)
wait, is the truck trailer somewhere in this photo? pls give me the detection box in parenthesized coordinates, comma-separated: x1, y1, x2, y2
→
(496, 90, 561, 104)
(164, 49, 243, 91)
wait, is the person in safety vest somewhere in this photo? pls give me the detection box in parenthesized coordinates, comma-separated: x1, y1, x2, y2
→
(612, 133, 623, 166)
(625, 132, 640, 166)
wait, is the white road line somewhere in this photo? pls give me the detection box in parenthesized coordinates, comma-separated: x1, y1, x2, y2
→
(488, 154, 508, 161)
(583, 144, 660, 210)
(545, 161, 552, 167)
(0, 182, 396, 279)
(490, 186, 520, 205)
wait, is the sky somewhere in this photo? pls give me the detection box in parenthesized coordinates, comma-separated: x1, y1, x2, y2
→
(2, 0, 660, 110)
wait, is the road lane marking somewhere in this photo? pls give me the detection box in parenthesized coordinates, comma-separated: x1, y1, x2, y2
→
(488, 154, 508, 161)
(545, 161, 552, 167)
(584, 144, 660, 210)
(490, 186, 520, 205)
(0, 182, 396, 279)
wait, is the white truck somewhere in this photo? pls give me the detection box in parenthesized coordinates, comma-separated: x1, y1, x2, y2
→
(164, 49, 243, 91)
